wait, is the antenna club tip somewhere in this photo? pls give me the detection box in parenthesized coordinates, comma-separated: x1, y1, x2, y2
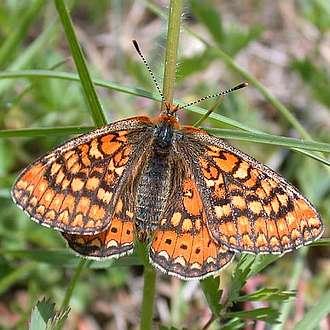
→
(132, 40, 140, 51)
(233, 82, 248, 91)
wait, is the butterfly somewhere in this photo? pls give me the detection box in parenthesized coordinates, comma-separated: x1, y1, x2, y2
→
(11, 42, 324, 280)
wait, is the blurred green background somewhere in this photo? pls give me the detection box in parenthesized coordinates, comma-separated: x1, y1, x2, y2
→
(0, 0, 329, 329)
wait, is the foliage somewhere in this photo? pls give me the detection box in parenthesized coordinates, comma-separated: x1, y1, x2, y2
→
(0, 0, 329, 329)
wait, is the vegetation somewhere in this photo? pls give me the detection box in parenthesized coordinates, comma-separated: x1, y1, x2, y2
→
(0, 0, 329, 329)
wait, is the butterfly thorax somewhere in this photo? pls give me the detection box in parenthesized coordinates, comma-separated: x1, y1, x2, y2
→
(134, 118, 177, 241)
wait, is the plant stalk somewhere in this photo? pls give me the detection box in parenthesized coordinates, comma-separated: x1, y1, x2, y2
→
(161, 0, 183, 109)
(60, 258, 88, 312)
(140, 263, 157, 330)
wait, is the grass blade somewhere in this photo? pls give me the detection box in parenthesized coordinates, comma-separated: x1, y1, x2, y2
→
(0, 22, 58, 93)
(0, 69, 159, 100)
(2, 126, 328, 155)
(54, 0, 107, 126)
(0, 126, 93, 138)
(207, 128, 330, 153)
(0, 0, 46, 68)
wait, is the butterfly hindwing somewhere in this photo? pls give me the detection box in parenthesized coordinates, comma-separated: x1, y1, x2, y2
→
(12, 116, 153, 235)
(180, 127, 324, 254)
(149, 165, 235, 280)
(62, 193, 135, 259)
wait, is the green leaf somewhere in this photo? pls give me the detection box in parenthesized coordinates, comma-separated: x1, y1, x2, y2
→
(190, 0, 224, 44)
(291, 58, 330, 108)
(30, 298, 56, 330)
(0, 69, 309, 135)
(0, 139, 14, 175)
(226, 307, 280, 324)
(200, 276, 222, 315)
(4, 249, 80, 267)
(54, 0, 107, 126)
(221, 318, 245, 330)
(248, 255, 280, 277)
(146, 1, 316, 141)
(295, 290, 330, 330)
(0, 69, 160, 102)
(228, 255, 255, 303)
(177, 49, 217, 81)
(30, 298, 70, 330)
(223, 25, 263, 56)
(112, 255, 143, 267)
(190, 1, 262, 55)
(294, 148, 330, 167)
(236, 288, 296, 302)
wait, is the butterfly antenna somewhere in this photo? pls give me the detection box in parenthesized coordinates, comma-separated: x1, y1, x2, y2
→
(177, 82, 248, 111)
(132, 40, 164, 101)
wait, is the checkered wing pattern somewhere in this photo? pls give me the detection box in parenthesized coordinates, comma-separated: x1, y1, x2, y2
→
(149, 164, 234, 280)
(62, 185, 135, 258)
(180, 127, 324, 254)
(12, 116, 152, 235)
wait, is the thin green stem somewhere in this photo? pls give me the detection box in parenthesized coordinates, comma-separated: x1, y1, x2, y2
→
(136, 240, 157, 330)
(60, 258, 88, 312)
(161, 0, 183, 109)
(140, 264, 157, 330)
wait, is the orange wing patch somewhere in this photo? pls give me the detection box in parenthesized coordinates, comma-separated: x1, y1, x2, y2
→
(149, 174, 234, 279)
(12, 117, 152, 234)
(62, 183, 136, 258)
(186, 133, 324, 254)
(63, 217, 134, 259)
(150, 222, 234, 280)
(62, 217, 134, 258)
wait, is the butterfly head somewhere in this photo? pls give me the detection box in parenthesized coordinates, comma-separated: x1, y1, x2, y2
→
(154, 101, 180, 129)
(162, 101, 180, 116)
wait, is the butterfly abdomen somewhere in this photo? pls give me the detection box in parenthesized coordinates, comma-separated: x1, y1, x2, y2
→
(135, 122, 175, 240)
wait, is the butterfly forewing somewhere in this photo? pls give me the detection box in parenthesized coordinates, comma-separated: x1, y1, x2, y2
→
(12, 116, 153, 235)
(180, 127, 324, 254)
(149, 164, 234, 280)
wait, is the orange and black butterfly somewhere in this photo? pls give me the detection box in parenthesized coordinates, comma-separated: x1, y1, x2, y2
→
(11, 41, 323, 280)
